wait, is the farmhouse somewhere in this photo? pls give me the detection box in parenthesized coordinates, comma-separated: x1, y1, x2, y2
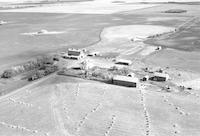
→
(152, 72, 169, 81)
(68, 48, 83, 56)
(63, 48, 84, 60)
(115, 59, 132, 66)
(112, 75, 139, 87)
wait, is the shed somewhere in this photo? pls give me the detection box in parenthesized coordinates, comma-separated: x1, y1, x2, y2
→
(156, 46, 162, 51)
(112, 75, 139, 87)
(70, 63, 84, 70)
(87, 51, 100, 57)
(115, 59, 132, 66)
(127, 73, 135, 77)
(152, 72, 169, 81)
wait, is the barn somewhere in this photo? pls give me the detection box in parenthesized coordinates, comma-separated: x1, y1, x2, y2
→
(112, 75, 139, 87)
(63, 48, 84, 60)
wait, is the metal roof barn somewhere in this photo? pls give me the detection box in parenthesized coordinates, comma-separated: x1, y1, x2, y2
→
(68, 48, 83, 56)
(112, 75, 139, 87)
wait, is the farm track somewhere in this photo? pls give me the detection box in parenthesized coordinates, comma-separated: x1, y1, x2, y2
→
(51, 85, 73, 136)
(168, 17, 199, 39)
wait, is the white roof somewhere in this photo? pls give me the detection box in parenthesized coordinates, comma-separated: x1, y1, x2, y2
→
(113, 75, 139, 83)
(115, 59, 132, 64)
(68, 48, 82, 52)
(39, 29, 48, 33)
(154, 72, 169, 78)
(88, 51, 100, 54)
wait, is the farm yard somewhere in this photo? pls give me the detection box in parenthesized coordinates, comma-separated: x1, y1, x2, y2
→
(0, 0, 200, 136)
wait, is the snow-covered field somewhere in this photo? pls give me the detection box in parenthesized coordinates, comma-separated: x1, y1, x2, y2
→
(0, 1, 158, 14)
(147, 17, 187, 22)
(88, 25, 174, 59)
(101, 25, 174, 41)
(1, 0, 199, 14)
(178, 78, 200, 90)
(0, 0, 200, 3)
(21, 30, 66, 36)
(1, 76, 200, 136)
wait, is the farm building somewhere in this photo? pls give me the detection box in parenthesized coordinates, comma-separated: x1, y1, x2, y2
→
(156, 46, 162, 51)
(115, 59, 132, 66)
(142, 75, 149, 81)
(70, 63, 84, 70)
(152, 72, 169, 81)
(0, 20, 7, 25)
(127, 72, 135, 77)
(87, 51, 100, 57)
(63, 48, 84, 60)
(112, 75, 139, 87)
(37, 29, 48, 34)
(68, 48, 83, 56)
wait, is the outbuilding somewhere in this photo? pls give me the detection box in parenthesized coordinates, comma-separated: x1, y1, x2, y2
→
(37, 29, 48, 34)
(152, 72, 169, 81)
(127, 73, 135, 77)
(155, 46, 162, 51)
(70, 63, 84, 70)
(142, 75, 149, 81)
(115, 59, 132, 66)
(112, 75, 139, 87)
(63, 48, 84, 60)
(68, 48, 83, 56)
(87, 51, 100, 57)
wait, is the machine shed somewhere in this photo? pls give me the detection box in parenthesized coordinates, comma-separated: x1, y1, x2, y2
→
(112, 75, 139, 87)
